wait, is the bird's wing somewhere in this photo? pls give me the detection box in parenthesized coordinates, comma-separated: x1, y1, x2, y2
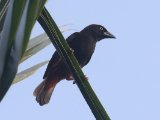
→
(43, 32, 80, 79)
(66, 32, 80, 43)
(66, 32, 83, 51)
(43, 51, 61, 79)
(68, 32, 96, 67)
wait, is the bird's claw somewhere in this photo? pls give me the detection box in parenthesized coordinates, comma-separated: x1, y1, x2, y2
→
(73, 75, 88, 84)
(84, 75, 88, 80)
(69, 48, 74, 54)
(66, 75, 73, 80)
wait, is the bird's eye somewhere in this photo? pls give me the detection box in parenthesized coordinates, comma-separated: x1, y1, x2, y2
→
(100, 27, 104, 31)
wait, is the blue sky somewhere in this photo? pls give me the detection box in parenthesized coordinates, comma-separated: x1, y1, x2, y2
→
(1, 0, 160, 120)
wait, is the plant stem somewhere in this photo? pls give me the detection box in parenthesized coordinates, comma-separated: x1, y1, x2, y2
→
(38, 7, 111, 120)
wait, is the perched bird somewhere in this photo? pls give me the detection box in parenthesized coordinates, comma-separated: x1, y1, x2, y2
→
(34, 24, 115, 106)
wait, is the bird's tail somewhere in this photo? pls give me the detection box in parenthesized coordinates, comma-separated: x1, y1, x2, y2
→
(33, 79, 59, 106)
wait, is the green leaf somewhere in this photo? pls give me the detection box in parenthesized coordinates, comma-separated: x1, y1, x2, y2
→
(13, 61, 49, 84)
(0, 0, 47, 102)
(0, 0, 9, 32)
(0, 1, 26, 99)
(38, 7, 111, 120)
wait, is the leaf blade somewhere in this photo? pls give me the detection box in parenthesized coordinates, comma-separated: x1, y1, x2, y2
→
(0, 0, 47, 101)
(13, 60, 48, 84)
(21, 33, 51, 63)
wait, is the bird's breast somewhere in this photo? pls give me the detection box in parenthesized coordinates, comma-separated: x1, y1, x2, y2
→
(73, 40, 96, 66)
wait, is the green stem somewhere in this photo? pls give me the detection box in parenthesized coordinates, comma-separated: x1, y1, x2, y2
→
(38, 7, 111, 120)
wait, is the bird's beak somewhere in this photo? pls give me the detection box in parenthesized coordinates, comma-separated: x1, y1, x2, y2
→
(104, 31, 116, 39)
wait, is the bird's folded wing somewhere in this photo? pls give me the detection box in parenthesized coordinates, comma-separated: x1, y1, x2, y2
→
(43, 32, 80, 79)
(43, 51, 61, 79)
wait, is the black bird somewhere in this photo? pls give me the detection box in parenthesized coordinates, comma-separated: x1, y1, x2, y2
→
(34, 24, 115, 106)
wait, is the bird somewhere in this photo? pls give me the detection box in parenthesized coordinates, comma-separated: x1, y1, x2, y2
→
(34, 24, 115, 106)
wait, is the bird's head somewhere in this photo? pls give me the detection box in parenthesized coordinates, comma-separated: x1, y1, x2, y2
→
(82, 24, 116, 41)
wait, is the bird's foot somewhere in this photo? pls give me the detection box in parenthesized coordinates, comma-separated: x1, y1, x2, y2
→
(66, 75, 73, 81)
(73, 81, 76, 84)
(84, 75, 88, 80)
(69, 48, 74, 54)
(73, 75, 88, 84)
